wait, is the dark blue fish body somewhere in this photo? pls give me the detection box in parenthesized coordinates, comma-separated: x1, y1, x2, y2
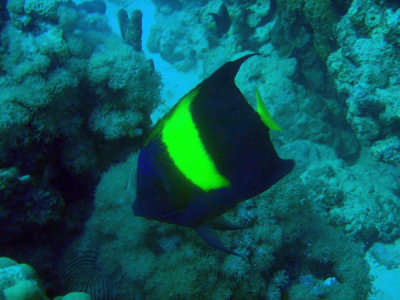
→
(210, 4, 231, 36)
(133, 54, 294, 256)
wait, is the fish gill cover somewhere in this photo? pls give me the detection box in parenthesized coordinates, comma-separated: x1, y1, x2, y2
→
(1, 0, 400, 299)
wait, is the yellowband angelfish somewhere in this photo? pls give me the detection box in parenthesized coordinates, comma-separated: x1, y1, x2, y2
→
(133, 54, 294, 257)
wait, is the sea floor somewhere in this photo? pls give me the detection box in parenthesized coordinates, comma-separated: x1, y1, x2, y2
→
(367, 239, 400, 299)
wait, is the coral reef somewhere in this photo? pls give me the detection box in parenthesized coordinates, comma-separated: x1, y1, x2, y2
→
(64, 1, 400, 297)
(147, 0, 275, 73)
(371, 136, 400, 163)
(118, 9, 143, 51)
(66, 148, 371, 299)
(54, 292, 91, 300)
(1, 0, 400, 298)
(0, 0, 160, 295)
(62, 249, 113, 299)
(0, 257, 48, 300)
(297, 143, 400, 243)
(275, 0, 350, 60)
(77, 1, 106, 15)
(327, 0, 400, 158)
(0, 257, 91, 300)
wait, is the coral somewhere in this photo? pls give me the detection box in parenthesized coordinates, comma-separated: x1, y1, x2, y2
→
(57, 6, 79, 33)
(34, 27, 70, 61)
(0, 0, 161, 294)
(87, 37, 160, 140)
(0, 258, 48, 300)
(62, 249, 112, 299)
(1, 0, 398, 299)
(275, 0, 349, 60)
(0, 1, 160, 174)
(235, 53, 359, 162)
(54, 292, 91, 300)
(371, 136, 400, 163)
(118, 9, 143, 51)
(246, 0, 272, 28)
(0, 165, 65, 246)
(3, 280, 48, 300)
(24, 0, 66, 20)
(147, 12, 199, 70)
(327, 0, 400, 152)
(298, 143, 400, 243)
(0, 257, 92, 300)
(385, 8, 400, 46)
(6, 0, 25, 15)
(77, 1, 106, 15)
(147, 0, 276, 72)
(375, 86, 400, 125)
(68, 144, 371, 299)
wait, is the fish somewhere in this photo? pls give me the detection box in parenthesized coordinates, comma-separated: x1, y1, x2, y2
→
(209, 4, 231, 37)
(132, 54, 294, 257)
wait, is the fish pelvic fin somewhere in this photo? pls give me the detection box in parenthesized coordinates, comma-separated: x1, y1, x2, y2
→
(256, 87, 282, 131)
(195, 226, 247, 260)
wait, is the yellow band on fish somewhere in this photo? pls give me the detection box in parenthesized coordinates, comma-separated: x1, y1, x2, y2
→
(162, 88, 230, 191)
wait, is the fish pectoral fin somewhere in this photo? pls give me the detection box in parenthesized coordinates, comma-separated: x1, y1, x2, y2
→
(207, 216, 251, 231)
(195, 226, 246, 259)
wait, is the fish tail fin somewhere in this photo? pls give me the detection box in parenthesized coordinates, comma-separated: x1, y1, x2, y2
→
(256, 87, 282, 131)
(195, 226, 247, 259)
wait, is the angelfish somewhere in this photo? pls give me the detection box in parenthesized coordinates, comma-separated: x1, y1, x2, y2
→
(132, 54, 294, 257)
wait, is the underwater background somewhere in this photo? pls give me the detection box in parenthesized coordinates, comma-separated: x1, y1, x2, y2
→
(1, 0, 400, 299)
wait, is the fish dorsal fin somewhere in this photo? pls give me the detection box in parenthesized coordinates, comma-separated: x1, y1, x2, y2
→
(256, 88, 282, 131)
(208, 53, 258, 86)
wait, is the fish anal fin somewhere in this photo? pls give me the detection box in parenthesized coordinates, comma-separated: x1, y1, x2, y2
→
(256, 87, 282, 131)
(195, 226, 246, 259)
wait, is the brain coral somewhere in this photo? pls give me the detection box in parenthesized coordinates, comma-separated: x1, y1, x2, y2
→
(24, 0, 65, 19)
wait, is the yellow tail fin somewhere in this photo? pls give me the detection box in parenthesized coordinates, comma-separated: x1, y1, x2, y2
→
(256, 88, 282, 131)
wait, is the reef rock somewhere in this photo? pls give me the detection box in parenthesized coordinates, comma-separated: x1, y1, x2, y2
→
(327, 0, 400, 160)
